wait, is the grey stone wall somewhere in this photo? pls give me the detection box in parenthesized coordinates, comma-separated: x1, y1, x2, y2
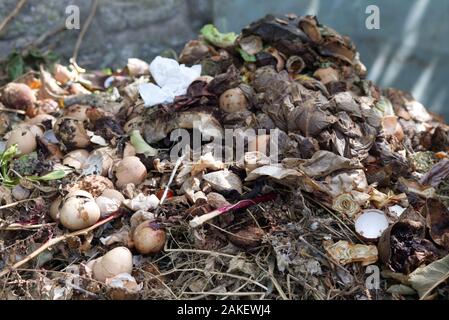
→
(0, 0, 213, 68)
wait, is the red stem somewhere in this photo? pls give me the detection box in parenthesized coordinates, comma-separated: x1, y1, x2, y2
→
(216, 192, 277, 215)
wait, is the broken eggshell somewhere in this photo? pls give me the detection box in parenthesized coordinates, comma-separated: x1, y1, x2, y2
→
(92, 247, 133, 282)
(123, 193, 159, 212)
(63, 149, 90, 170)
(95, 188, 125, 217)
(354, 209, 389, 240)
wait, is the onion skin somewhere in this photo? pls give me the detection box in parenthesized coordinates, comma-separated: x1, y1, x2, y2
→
(133, 221, 166, 255)
(332, 194, 360, 218)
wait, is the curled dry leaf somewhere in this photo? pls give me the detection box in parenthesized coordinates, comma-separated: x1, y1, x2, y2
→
(283, 150, 360, 178)
(228, 226, 265, 249)
(408, 253, 449, 299)
(287, 102, 337, 137)
(420, 159, 449, 188)
(105, 273, 143, 300)
(246, 164, 323, 193)
(423, 199, 449, 249)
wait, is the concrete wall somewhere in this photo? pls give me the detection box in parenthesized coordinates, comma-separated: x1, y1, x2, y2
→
(1, 0, 447, 118)
(0, 0, 213, 68)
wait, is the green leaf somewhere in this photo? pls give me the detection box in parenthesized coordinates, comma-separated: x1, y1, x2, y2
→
(200, 24, 237, 48)
(130, 130, 158, 157)
(101, 68, 113, 76)
(0, 144, 19, 187)
(374, 97, 395, 117)
(29, 170, 68, 181)
(408, 253, 449, 299)
(28, 48, 45, 59)
(6, 53, 24, 80)
(0, 144, 19, 163)
(159, 48, 178, 60)
(237, 48, 256, 62)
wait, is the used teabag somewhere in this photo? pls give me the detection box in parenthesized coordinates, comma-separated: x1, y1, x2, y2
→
(139, 56, 201, 107)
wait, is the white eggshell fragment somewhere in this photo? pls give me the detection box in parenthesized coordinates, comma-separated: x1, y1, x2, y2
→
(355, 210, 389, 240)
(92, 247, 133, 282)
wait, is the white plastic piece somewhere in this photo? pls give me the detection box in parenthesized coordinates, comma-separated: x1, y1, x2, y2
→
(139, 56, 201, 107)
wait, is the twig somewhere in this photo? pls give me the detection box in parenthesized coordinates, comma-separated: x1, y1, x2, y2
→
(0, 106, 26, 115)
(72, 0, 99, 63)
(164, 248, 237, 259)
(0, 71, 37, 90)
(298, 236, 351, 274)
(24, 24, 66, 50)
(157, 268, 269, 291)
(182, 291, 265, 296)
(189, 192, 277, 228)
(0, 213, 118, 278)
(159, 154, 185, 206)
(303, 193, 364, 243)
(0, 222, 57, 231)
(0, 0, 27, 34)
(0, 198, 42, 210)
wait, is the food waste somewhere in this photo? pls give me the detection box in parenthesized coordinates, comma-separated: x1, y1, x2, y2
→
(1, 14, 449, 300)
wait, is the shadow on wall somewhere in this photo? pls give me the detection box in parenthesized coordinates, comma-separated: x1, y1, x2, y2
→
(213, 0, 449, 120)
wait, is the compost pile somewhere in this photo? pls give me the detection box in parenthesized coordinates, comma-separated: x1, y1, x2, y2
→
(1, 14, 449, 300)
